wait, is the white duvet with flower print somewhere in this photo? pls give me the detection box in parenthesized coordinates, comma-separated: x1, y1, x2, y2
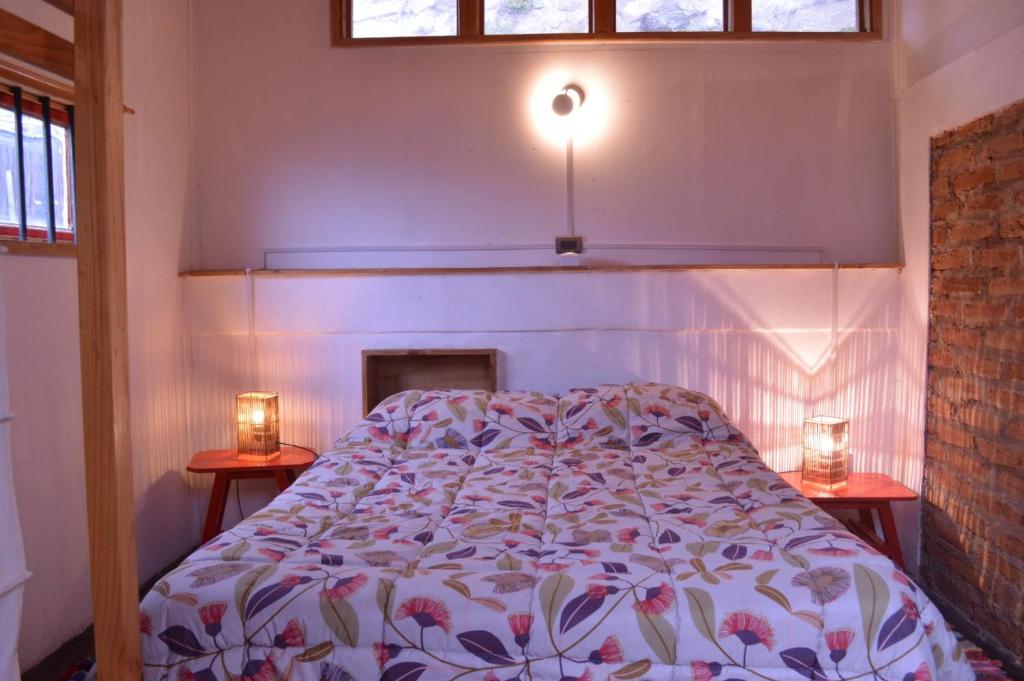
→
(140, 384, 973, 681)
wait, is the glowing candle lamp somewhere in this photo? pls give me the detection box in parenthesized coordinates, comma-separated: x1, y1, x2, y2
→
(802, 416, 850, 489)
(236, 391, 280, 460)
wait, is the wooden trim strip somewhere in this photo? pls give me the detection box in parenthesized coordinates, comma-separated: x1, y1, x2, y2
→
(330, 0, 348, 44)
(458, 0, 482, 37)
(332, 30, 882, 47)
(592, 0, 615, 34)
(181, 262, 903, 278)
(0, 58, 73, 102)
(729, 0, 752, 32)
(0, 240, 76, 257)
(74, 0, 142, 678)
(867, 0, 883, 36)
(0, 9, 74, 80)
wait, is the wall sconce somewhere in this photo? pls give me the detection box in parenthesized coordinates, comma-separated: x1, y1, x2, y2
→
(802, 416, 849, 489)
(529, 72, 608, 146)
(552, 84, 585, 117)
(236, 391, 280, 460)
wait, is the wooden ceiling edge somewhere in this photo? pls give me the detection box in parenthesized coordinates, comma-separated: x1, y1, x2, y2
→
(179, 262, 905, 278)
(0, 57, 73, 102)
(0, 8, 74, 80)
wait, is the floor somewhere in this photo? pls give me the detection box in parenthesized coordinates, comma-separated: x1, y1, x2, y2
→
(21, 549, 194, 681)
(21, 629, 93, 681)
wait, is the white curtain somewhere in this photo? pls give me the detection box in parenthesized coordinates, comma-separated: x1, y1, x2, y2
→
(0, 246, 29, 679)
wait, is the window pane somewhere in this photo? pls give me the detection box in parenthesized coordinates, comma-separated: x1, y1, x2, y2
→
(485, 0, 589, 35)
(753, 0, 858, 32)
(0, 101, 73, 237)
(21, 113, 49, 229)
(50, 124, 71, 231)
(617, 0, 723, 32)
(351, 0, 458, 38)
(0, 107, 18, 227)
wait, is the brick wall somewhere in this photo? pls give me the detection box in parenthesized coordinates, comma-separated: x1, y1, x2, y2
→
(924, 98, 1024, 673)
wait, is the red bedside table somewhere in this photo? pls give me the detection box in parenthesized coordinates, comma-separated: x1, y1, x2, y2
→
(779, 471, 918, 568)
(188, 446, 315, 542)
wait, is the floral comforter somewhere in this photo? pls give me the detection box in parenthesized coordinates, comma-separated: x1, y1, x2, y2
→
(141, 383, 973, 681)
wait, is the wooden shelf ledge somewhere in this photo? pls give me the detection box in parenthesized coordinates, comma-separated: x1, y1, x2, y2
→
(180, 262, 903, 278)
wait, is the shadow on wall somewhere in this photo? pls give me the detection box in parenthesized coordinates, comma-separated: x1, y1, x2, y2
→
(135, 469, 193, 561)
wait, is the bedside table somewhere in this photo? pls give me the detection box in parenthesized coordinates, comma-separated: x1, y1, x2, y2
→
(779, 472, 918, 568)
(187, 446, 315, 542)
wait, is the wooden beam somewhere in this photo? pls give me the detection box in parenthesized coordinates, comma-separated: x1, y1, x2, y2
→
(73, 1, 141, 679)
(42, 0, 75, 15)
(0, 8, 73, 80)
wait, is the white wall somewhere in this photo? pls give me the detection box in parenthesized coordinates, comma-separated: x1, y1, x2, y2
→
(191, 0, 896, 269)
(1, 0, 195, 668)
(123, 0, 196, 581)
(892, 0, 1024, 569)
(1, 255, 90, 668)
(182, 266, 915, 542)
(0, 251, 28, 681)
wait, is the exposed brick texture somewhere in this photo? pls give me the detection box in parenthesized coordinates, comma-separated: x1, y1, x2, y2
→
(924, 98, 1024, 673)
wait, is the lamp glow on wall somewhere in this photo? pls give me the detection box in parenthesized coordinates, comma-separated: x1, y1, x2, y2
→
(802, 416, 850, 489)
(236, 391, 280, 460)
(528, 71, 610, 147)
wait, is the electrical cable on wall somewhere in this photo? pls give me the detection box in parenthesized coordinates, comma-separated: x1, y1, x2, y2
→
(566, 135, 575, 238)
(552, 84, 584, 256)
(831, 262, 840, 415)
(245, 267, 258, 388)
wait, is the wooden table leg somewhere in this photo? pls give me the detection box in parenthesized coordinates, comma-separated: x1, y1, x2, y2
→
(877, 502, 905, 569)
(202, 472, 231, 542)
(273, 469, 292, 492)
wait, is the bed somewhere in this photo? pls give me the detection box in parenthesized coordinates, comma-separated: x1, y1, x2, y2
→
(141, 383, 974, 681)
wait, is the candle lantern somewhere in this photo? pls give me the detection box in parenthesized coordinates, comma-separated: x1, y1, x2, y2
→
(802, 416, 850, 489)
(236, 391, 280, 460)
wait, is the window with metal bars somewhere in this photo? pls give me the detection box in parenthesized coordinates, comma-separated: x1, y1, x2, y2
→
(0, 84, 75, 244)
(332, 0, 881, 45)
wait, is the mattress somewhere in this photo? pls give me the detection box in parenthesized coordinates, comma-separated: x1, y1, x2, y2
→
(141, 383, 973, 681)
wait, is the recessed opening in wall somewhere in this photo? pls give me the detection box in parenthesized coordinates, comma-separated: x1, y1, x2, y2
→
(362, 349, 499, 414)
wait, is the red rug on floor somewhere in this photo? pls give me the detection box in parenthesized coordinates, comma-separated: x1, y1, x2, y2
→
(953, 628, 1012, 681)
(57, 657, 93, 681)
(962, 645, 1012, 681)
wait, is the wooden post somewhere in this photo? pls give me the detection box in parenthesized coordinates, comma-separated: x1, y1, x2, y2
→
(74, 0, 142, 679)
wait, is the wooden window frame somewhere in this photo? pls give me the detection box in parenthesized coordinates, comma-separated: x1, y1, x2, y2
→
(331, 0, 882, 47)
(0, 86, 76, 252)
